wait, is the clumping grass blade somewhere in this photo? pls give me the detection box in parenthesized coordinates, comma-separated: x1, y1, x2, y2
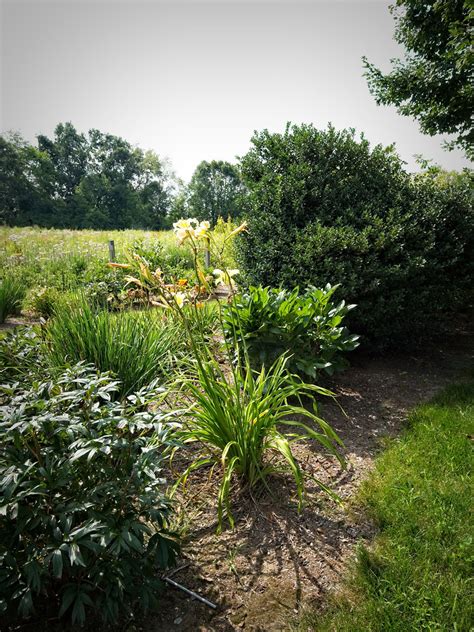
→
(46, 295, 187, 396)
(174, 352, 345, 530)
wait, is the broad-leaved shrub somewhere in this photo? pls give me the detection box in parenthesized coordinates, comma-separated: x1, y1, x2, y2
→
(223, 284, 359, 377)
(237, 124, 473, 347)
(0, 364, 179, 626)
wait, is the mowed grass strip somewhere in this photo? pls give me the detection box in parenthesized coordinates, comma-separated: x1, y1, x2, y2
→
(299, 381, 474, 632)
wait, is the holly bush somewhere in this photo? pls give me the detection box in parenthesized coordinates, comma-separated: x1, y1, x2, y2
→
(237, 124, 473, 347)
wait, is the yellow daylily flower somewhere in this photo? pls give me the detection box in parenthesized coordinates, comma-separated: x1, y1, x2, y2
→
(175, 227, 194, 244)
(174, 291, 187, 308)
(194, 220, 211, 239)
(213, 268, 240, 287)
(173, 219, 193, 230)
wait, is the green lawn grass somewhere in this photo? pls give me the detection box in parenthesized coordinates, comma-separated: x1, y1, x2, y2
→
(300, 381, 474, 632)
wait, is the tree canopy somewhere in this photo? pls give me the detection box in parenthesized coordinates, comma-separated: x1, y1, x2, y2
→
(1, 123, 173, 229)
(363, 0, 473, 159)
(187, 160, 247, 226)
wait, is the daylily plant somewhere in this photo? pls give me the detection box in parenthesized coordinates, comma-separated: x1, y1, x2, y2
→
(120, 218, 344, 530)
(173, 218, 211, 245)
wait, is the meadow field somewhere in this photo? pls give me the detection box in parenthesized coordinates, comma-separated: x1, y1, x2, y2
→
(0, 224, 237, 320)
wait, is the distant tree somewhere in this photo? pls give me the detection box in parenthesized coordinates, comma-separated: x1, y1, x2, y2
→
(363, 0, 473, 158)
(76, 129, 145, 228)
(0, 133, 56, 226)
(38, 122, 89, 200)
(0, 135, 29, 225)
(187, 160, 247, 226)
(3, 123, 174, 229)
(165, 182, 189, 228)
(136, 150, 174, 229)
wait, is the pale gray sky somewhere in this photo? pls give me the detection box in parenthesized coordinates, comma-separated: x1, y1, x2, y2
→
(1, 0, 470, 181)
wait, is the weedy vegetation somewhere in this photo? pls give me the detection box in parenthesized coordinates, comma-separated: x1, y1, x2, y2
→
(0, 274, 26, 324)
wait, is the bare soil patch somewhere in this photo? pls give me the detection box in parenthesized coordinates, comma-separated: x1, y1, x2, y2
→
(149, 327, 474, 632)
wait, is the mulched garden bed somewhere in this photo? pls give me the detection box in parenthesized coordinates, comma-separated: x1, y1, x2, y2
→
(148, 325, 474, 632)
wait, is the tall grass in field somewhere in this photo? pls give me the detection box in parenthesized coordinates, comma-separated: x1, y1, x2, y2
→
(46, 296, 186, 395)
(0, 275, 26, 323)
(0, 225, 238, 294)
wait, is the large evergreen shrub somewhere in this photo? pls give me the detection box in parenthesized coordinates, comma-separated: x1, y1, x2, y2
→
(237, 124, 473, 347)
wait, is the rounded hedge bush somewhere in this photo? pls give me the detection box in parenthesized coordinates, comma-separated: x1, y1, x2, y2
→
(237, 124, 473, 347)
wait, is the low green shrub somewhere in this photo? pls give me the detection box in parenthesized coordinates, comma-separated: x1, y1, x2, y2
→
(0, 364, 179, 626)
(130, 237, 165, 269)
(46, 296, 186, 396)
(0, 328, 45, 382)
(0, 274, 26, 323)
(158, 242, 196, 280)
(128, 237, 195, 281)
(223, 284, 359, 378)
(24, 286, 62, 318)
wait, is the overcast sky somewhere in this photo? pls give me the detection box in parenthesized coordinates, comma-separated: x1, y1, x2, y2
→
(1, 0, 470, 181)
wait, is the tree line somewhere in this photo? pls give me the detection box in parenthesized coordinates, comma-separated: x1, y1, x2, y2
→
(2, 0, 472, 230)
(0, 123, 246, 230)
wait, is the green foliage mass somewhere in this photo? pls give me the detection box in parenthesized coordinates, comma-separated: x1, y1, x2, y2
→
(186, 160, 247, 226)
(0, 328, 45, 383)
(0, 363, 179, 626)
(300, 381, 474, 631)
(237, 124, 474, 347)
(45, 297, 187, 397)
(176, 351, 344, 531)
(1, 123, 174, 229)
(0, 274, 26, 324)
(223, 284, 359, 378)
(363, 0, 473, 158)
(24, 286, 62, 318)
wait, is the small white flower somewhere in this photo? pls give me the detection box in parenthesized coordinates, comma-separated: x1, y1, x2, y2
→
(174, 291, 187, 308)
(213, 268, 239, 287)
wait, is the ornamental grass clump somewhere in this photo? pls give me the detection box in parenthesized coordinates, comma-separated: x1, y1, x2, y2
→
(0, 274, 26, 323)
(46, 295, 185, 396)
(177, 352, 344, 529)
(123, 218, 346, 529)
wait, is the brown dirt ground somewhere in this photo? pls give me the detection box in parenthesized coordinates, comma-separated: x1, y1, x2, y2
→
(147, 326, 474, 632)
